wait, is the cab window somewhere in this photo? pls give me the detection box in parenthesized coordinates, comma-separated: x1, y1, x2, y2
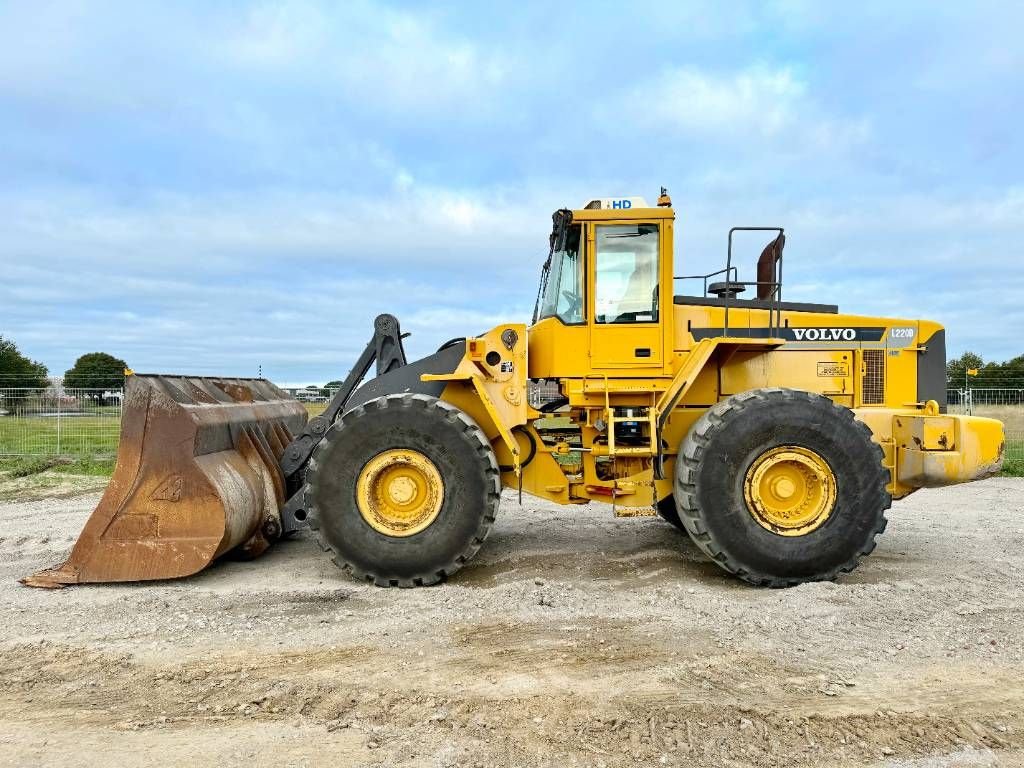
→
(594, 224, 659, 323)
(536, 224, 584, 323)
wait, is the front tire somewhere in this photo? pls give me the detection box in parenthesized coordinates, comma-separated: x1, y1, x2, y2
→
(674, 388, 890, 586)
(305, 394, 500, 587)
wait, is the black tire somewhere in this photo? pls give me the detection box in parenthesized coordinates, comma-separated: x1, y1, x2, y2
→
(305, 393, 500, 587)
(674, 388, 890, 587)
(657, 494, 685, 530)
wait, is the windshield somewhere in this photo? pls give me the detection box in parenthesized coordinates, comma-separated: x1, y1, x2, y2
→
(535, 224, 583, 324)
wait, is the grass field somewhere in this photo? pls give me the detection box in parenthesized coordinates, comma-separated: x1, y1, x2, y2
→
(304, 402, 328, 417)
(0, 455, 115, 477)
(0, 416, 119, 457)
(1, 405, 1021, 477)
(999, 440, 1024, 476)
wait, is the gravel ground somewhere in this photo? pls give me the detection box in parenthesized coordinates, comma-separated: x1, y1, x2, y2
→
(1, 478, 1023, 767)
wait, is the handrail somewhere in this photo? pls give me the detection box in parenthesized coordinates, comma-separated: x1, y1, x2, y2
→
(674, 265, 739, 297)
(673, 227, 786, 338)
(724, 227, 784, 337)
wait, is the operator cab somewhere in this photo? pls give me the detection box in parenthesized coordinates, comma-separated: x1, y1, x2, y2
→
(533, 194, 670, 327)
(529, 192, 675, 378)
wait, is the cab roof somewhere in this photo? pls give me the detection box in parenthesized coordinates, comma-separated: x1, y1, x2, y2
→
(570, 195, 675, 221)
(571, 205, 675, 221)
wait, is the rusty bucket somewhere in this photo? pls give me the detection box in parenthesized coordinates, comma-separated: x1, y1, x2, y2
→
(22, 374, 308, 588)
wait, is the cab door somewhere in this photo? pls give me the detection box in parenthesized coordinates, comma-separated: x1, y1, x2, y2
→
(588, 220, 666, 370)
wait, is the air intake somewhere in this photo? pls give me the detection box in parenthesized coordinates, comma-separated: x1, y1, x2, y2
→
(862, 350, 885, 405)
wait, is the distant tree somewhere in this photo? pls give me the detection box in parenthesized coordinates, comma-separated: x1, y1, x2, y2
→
(64, 352, 128, 392)
(0, 337, 49, 407)
(947, 351, 1024, 389)
(947, 351, 984, 387)
(325, 380, 343, 389)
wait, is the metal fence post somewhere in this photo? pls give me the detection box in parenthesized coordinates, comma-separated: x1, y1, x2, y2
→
(56, 383, 62, 455)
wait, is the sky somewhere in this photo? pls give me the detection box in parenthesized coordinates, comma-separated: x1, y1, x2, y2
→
(1, 1, 1022, 386)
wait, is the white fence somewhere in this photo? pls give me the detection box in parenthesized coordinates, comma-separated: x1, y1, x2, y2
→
(0, 385, 123, 456)
(947, 388, 1024, 414)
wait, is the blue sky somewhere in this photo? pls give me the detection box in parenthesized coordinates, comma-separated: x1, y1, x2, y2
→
(1, 1, 1022, 385)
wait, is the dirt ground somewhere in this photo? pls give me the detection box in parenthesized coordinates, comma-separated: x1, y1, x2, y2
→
(1, 478, 1023, 768)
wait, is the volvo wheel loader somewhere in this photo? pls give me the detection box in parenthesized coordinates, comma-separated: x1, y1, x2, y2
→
(23, 189, 1005, 590)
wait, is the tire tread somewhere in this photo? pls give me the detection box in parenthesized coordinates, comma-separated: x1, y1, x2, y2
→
(675, 388, 891, 587)
(305, 394, 500, 588)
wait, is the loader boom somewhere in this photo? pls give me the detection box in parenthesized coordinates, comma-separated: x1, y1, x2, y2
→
(280, 314, 408, 479)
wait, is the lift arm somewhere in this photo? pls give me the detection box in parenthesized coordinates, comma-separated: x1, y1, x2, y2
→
(279, 314, 407, 479)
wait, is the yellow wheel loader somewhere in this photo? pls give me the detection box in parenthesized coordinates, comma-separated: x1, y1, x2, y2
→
(23, 190, 1005, 589)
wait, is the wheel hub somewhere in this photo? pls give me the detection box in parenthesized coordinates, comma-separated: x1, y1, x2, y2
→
(743, 446, 836, 536)
(356, 449, 444, 537)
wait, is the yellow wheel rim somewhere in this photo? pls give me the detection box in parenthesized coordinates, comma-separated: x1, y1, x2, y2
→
(743, 446, 836, 536)
(356, 449, 444, 537)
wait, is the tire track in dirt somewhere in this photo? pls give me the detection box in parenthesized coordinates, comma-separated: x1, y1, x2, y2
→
(2, 481, 1024, 766)
(1, 635, 1022, 768)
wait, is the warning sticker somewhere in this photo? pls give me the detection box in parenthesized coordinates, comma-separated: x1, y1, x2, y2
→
(817, 362, 849, 377)
(500, 361, 514, 374)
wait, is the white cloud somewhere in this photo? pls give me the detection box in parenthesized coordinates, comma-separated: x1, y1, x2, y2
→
(5, 180, 1023, 374)
(224, 2, 331, 66)
(221, 0, 509, 115)
(0, 179, 563, 378)
(648, 65, 805, 136)
(0, 182, 548, 272)
(1, 1, 1022, 380)
(607, 64, 871, 159)
(783, 188, 1024, 242)
(0, 0, 512, 130)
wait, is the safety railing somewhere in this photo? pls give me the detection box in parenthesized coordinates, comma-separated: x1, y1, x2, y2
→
(675, 227, 785, 338)
(947, 388, 1024, 414)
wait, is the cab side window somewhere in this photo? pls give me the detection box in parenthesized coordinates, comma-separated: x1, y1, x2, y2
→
(594, 224, 659, 323)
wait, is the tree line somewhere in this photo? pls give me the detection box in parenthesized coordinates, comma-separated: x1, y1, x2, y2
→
(0, 335, 128, 390)
(947, 352, 1024, 390)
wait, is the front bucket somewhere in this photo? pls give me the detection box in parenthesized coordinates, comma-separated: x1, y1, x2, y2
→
(21, 374, 308, 588)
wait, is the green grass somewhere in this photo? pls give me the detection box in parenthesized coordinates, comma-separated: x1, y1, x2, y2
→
(50, 455, 117, 476)
(304, 402, 328, 417)
(0, 455, 116, 478)
(1003, 435, 1024, 477)
(0, 415, 120, 456)
(0, 456, 63, 477)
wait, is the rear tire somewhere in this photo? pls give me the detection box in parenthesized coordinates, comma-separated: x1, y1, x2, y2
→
(305, 394, 500, 587)
(674, 388, 890, 586)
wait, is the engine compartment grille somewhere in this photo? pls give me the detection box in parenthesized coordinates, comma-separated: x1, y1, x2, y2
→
(862, 349, 885, 405)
